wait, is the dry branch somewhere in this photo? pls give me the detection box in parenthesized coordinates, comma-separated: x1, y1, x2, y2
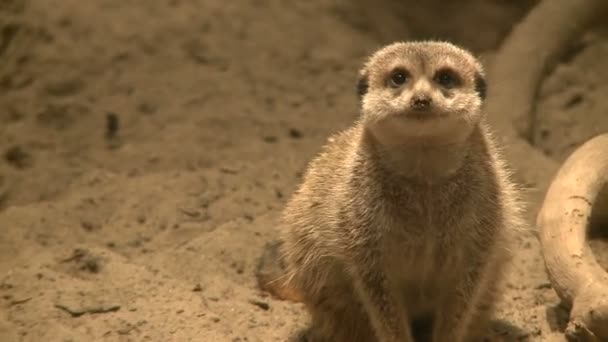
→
(485, 0, 608, 203)
(537, 133, 608, 341)
(488, 0, 608, 339)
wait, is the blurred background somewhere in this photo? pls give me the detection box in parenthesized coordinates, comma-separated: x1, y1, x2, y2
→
(1, 0, 607, 341)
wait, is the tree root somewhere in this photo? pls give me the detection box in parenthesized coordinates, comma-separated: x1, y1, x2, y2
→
(485, 0, 608, 203)
(488, 0, 608, 340)
(538, 133, 608, 341)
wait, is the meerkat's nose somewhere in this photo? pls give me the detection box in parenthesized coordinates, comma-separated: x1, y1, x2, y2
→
(411, 94, 432, 111)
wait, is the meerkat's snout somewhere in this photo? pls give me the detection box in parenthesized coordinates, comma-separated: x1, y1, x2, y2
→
(407, 78, 434, 113)
(410, 93, 432, 111)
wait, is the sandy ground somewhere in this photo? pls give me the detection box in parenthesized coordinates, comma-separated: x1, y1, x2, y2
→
(1, 0, 608, 341)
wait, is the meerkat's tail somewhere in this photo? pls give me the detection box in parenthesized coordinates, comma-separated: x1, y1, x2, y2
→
(255, 240, 304, 302)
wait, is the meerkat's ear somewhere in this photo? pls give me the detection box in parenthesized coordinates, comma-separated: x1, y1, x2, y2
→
(356, 70, 369, 100)
(474, 72, 487, 100)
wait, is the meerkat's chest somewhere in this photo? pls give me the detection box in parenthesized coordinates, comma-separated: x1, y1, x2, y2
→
(382, 228, 471, 314)
(384, 224, 470, 275)
(382, 212, 477, 290)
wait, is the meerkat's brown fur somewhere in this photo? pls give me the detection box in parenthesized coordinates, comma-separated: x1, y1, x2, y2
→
(278, 41, 524, 342)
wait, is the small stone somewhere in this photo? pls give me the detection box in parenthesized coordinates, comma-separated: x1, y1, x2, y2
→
(44, 78, 85, 97)
(4, 146, 32, 169)
(535, 282, 552, 290)
(288, 128, 302, 138)
(263, 136, 277, 143)
(106, 112, 120, 139)
(249, 299, 270, 311)
(80, 220, 100, 231)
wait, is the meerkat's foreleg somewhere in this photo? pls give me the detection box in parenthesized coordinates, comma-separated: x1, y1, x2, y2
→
(348, 248, 415, 342)
(461, 256, 508, 341)
(432, 268, 483, 342)
(299, 285, 376, 342)
(352, 271, 414, 342)
(432, 254, 506, 342)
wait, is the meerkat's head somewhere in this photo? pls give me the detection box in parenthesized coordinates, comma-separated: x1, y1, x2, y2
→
(357, 41, 487, 146)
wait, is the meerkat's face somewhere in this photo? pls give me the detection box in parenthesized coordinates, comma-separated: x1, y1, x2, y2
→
(357, 41, 487, 145)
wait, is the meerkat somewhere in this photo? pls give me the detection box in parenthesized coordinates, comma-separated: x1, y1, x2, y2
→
(276, 41, 524, 342)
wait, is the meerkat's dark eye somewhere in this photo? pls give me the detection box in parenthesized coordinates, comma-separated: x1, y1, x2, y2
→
(433, 68, 461, 89)
(388, 68, 409, 88)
